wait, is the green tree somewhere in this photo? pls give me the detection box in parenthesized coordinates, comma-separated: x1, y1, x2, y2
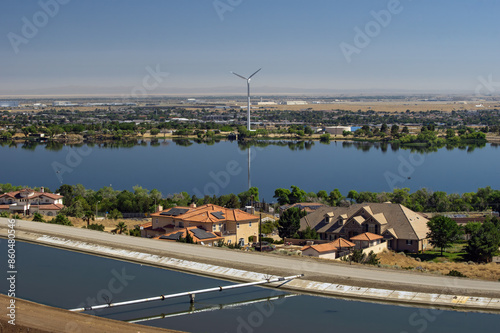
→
(185, 230, 195, 244)
(150, 128, 160, 136)
(390, 188, 410, 205)
(465, 220, 500, 263)
(391, 124, 399, 136)
(463, 221, 481, 236)
(299, 226, 319, 240)
(328, 189, 344, 206)
(108, 209, 123, 220)
(446, 128, 456, 139)
(426, 216, 462, 256)
(317, 190, 328, 201)
(49, 214, 73, 226)
(319, 133, 331, 142)
(347, 190, 359, 203)
(274, 188, 291, 205)
(278, 207, 307, 239)
(289, 185, 306, 204)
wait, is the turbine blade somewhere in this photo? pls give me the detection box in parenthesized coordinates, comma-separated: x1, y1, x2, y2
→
(248, 68, 262, 79)
(231, 72, 248, 80)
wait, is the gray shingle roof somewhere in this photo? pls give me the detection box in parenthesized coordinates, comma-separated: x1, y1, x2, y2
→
(300, 203, 429, 241)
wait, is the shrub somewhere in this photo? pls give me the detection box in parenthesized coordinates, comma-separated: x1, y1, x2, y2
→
(447, 270, 467, 278)
(320, 133, 331, 142)
(85, 223, 105, 231)
(366, 251, 380, 265)
(32, 212, 45, 222)
(350, 249, 365, 263)
(261, 237, 275, 244)
(48, 214, 73, 226)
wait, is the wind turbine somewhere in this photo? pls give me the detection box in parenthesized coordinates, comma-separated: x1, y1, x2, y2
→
(231, 68, 261, 131)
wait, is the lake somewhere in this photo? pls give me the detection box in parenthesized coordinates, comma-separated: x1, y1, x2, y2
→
(1, 241, 499, 332)
(1, 140, 499, 201)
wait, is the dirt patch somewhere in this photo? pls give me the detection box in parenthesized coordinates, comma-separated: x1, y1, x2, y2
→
(0, 294, 182, 333)
(26, 215, 148, 233)
(378, 250, 500, 281)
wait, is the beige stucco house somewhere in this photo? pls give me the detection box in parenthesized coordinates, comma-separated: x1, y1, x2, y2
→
(146, 204, 259, 246)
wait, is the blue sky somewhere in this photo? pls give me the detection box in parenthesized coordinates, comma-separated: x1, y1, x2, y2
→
(1, 0, 499, 95)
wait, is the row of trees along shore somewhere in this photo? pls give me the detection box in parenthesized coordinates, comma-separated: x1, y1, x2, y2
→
(1, 183, 499, 262)
(1, 183, 499, 217)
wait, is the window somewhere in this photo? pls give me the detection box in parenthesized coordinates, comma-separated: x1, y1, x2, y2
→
(212, 224, 216, 231)
(249, 221, 252, 227)
(155, 218, 158, 225)
(219, 223, 222, 230)
(406, 240, 413, 245)
(237, 223, 240, 229)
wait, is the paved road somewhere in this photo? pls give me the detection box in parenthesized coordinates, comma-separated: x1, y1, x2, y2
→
(2, 218, 500, 296)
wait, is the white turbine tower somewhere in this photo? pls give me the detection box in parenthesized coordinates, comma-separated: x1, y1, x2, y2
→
(231, 68, 261, 131)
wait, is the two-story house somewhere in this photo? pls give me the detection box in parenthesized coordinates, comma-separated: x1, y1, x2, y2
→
(300, 203, 430, 253)
(0, 188, 64, 216)
(146, 204, 259, 246)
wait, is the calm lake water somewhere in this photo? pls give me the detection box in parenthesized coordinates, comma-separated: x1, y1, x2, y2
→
(1, 140, 499, 200)
(1, 241, 499, 332)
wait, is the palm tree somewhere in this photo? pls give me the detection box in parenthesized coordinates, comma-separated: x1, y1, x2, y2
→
(83, 211, 95, 227)
(115, 221, 127, 234)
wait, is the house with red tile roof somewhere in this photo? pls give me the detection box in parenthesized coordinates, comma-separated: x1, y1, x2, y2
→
(148, 204, 259, 246)
(0, 188, 64, 216)
(350, 232, 384, 250)
(301, 238, 355, 259)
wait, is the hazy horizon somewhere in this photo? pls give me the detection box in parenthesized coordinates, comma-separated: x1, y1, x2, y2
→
(2, 1, 500, 96)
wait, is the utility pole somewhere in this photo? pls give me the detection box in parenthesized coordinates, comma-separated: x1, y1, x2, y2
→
(259, 213, 262, 252)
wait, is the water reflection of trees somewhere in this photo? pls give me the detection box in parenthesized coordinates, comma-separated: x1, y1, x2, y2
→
(172, 138, 193, 147)
(341, 140, 486, 154)
(236, 140, 315, 151)
(6, 138, 491, 153)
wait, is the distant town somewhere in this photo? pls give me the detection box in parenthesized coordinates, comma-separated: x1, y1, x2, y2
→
(1, 95, 499, 147)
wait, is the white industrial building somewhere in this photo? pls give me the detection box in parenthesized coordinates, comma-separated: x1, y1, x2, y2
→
(325, 126, 352, 135)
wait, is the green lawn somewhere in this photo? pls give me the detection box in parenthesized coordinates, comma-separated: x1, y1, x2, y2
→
(408, 243, 467, 263)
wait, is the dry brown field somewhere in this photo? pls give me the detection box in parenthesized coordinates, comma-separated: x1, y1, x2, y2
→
(261, 101, 500, 113)
(378, 251, 500, 281)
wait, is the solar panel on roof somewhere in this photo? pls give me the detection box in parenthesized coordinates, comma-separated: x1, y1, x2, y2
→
(211, 211, 225, 219)
(160, 208, 189, 216)
(190, 228, 217, 240)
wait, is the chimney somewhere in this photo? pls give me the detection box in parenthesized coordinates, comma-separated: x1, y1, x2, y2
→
(40, 187, 44, 193)
(190, 202, 197, 208)
(156, 205, 163, 212)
